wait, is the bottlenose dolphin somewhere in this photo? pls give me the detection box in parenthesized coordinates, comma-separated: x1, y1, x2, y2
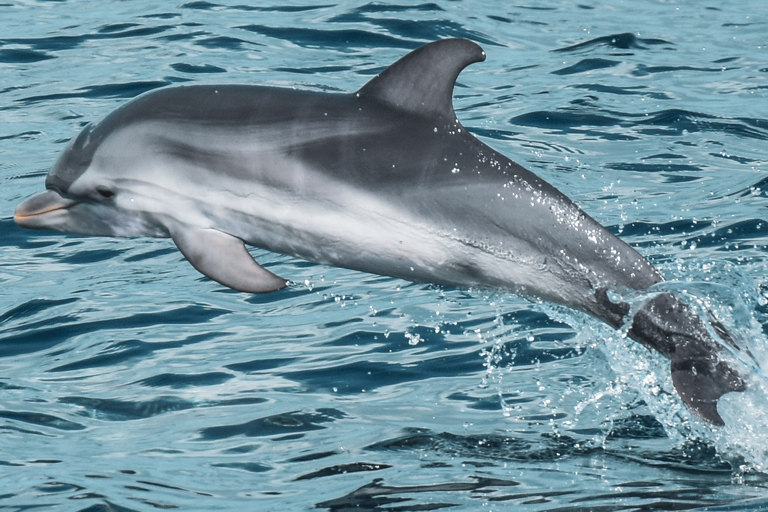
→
(14, 39, 744, 424)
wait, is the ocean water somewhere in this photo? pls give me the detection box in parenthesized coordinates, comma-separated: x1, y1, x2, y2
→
(2, 0, 768, 510)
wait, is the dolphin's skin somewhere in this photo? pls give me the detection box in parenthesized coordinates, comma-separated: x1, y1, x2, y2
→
(15, 39, 744, 424)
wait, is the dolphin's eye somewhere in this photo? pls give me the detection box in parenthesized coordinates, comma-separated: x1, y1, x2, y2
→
(96, 186, 115, 199)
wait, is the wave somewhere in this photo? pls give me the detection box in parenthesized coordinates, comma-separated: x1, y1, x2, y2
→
(510, 107, 768, 142)
(553, 32, 673, 53)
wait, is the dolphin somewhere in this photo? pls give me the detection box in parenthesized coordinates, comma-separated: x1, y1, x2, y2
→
(14, 38, 744, 424)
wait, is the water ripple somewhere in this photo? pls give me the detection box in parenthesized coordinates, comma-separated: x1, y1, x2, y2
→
(553, 32, 673, 53)
(0, 305, 227, 358)
(199, 408, 347, 440)
(510, 108, 768, 142)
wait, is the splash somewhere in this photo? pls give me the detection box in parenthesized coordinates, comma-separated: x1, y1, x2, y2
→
(483, 261, 768, 473)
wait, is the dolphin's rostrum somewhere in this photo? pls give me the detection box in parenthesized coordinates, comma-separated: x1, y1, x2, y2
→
(14, 39, 745, 425)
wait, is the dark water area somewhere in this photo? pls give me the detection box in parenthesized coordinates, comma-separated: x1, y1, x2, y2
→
(2, 1, 768, 510)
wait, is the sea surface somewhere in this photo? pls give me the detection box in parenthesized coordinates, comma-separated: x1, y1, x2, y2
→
(2, 1, 768, 510)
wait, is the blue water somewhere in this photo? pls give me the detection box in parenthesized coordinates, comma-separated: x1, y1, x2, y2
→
(2, 1, 768, 510)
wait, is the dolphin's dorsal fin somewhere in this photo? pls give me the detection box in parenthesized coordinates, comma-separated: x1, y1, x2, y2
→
(357, 39, 485, 118)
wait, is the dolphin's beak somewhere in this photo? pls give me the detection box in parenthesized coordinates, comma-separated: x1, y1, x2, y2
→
(14, 190, 78, 229)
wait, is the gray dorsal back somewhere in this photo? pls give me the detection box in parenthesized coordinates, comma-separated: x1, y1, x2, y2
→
(357, 39, 486, 119)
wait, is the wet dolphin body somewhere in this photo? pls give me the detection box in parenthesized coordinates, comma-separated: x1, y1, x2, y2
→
(15, 39, 744, 424)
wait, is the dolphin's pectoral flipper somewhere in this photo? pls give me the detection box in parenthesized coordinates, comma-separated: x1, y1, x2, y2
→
(170, 226, 287, 293)
(671, 347, 746, 426)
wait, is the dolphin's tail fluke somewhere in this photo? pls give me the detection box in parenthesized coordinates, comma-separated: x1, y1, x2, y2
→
(670, 343, 746, 426)
(626, 293, 746, 426)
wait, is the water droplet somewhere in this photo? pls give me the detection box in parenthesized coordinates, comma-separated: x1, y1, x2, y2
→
(405, 332, 422, 346)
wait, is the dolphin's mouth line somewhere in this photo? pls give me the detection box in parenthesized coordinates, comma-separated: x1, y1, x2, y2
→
(13, 190, 78, 225)
(15, 202, 71, 220)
